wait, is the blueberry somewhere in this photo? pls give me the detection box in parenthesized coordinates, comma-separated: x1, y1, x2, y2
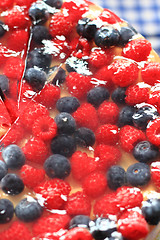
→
(32, 25, 51, 44)
(43, 0, 63, 8)
(2, 144, 25, 170)
(25, 68, 47, 91)
(56, 96, 80, 113)
(51, 66, 66, 85)
(0, 199, 14, 223)
(94, 26, 120, 48)
(15, 198, 43, 222)
(69, 215, 91, 229)
(0, 21, 6, 38)
(118, 26, 136, 46)
(51, 134, 76, 157)
(1, 173, 24, 195)
(118, 106, 135, 127)
(29, 2, 49, 24)
(0, 160, 7, 180)
(65, 56, 90, 75)
(74, 127, 95, 147)
(126, 162, 151, 187)
(107, 165, 126, 190)
(77, 18, 91, 36)
(142, 198, 160, 225)
(44, 154, 71, 179)
(83, 20, 97, 40)
(87, 87, 110, 108)
(111, 87, 126, 105)
(107, 231, 124, 240)
(133, 141, 159, 163)
(0, 75, 9, 93)
(54, 112, 76, 135)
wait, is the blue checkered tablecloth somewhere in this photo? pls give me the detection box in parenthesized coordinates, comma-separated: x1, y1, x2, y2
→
(91, 0, 160, 56)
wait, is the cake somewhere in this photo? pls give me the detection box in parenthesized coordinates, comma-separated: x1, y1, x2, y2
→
(0, 0, 160, 239)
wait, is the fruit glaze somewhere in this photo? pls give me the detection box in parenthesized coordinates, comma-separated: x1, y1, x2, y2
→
(0, 0, 160, 239)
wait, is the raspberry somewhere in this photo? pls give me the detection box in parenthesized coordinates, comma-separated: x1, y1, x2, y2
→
(22, 137, 48, 164)
(125, 83, 150, 106)
(98, 8, 122, 24)
(93, 193, 120, 217)
(15, 0, 35, 8)
(20, 164, 45, 189)
(93, 66, 114, 90)
(0, 98, 11, 128)
(32, 214, 70, 237)
(82, 171, 107, 198)
(110, 59, 139, 87)
(118, 211, 149, 240)
(60, 227, 92, 240)
(7, 29, 29, 52)
(89, 48, 113, 69)
(0, 45, 14, 66)
(65, 191, 91, 216)
(3, 57, 25, 81)
(119, 125, 146, 152)
(70, 151, 98, 181)
(98, 101, 119, 124)
(122, 38, 152, 62)
(73, 38, 90, 58)
(116, 186, 143, 210)
(148, 84, 160, 107)
(0, 0, 13, 10)
(146, 118, 160, 146)
(94, 144, 121, 171)
(72, 103, 99, 131)
(151, 162, 160, 190)
(66, 72, 92, 99)
(51, 38, 71, 60)
(95, 124, 119, 145)
(0, 221, 32, 240)
(32, 115, 57, 141)
(34, 84, 60, 108)
(34, 179, 71, 210)
(141, 62, 160, 85)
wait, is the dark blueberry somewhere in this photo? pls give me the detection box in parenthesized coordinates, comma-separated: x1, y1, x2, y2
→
(44, 154, 71, 179)
(107, 165, 126, 190)
(69, 215, 91, 229)
(0, 75, 9, 93)
(77, 18, 91, 36)
(0, 160, 7, 180)
(142, 198, 160, 225)
(77, 18, 97, 40)
(118, 26, 136, 46)
(94, 26, 120, 48)
(54, 112, 76, 135)
(107, 231, 124, 240)
(132, 104, 159, 130)
(51, 66, 66, 85)
(0, 21, 6, 37)
(74, 127, 95, 147)
(118, 106, 135, 127)
(15, 198, 43, 222)
(43, 0, 63, 8)
(56, 96, 80, 113)
(126, 162, 151, 187)
(111, 87, 126, 105)
(0, 199, 14, 223)
(29, 2, 49, 24)
(65, 56, 90, 75)
(133, 141, 159, 163)
(27, 48, 52, 72)
(25, 68, 47, 91)
(2, 144, 25, 170)
(89, 218, 117, 240)
(87, 87, 110, 108)
(1, 173, 24, 195)
(32, 25, 51, 44)
(51, 134, 76, 157)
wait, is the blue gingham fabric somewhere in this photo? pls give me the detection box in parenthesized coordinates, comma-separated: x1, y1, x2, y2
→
(91, 0, 160, 56)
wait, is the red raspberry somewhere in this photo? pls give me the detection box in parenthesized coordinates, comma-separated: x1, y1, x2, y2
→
(0, 45, 15, 66)
(118, 211, 149, 240)
(65, 191, 91, 216)
(122, 38, 152, 62)
(22, 137, 48, 164)
(148, 84, 160, 107)
(82, 171, 107, 198)
(98, 8, 122, 24)
(34, 179, 71, 210)
(32, 214, 70, 237)
(116, 186, 143, 210)
(35, 230, 67, 240)
(5, 6, 29, 29)
(73, 38, 91, 59)
(32, 115, 57, 141)
(110, 59, 139, 87)
(94, 144, 121, 171)
(70, 151, 98, 181)
(0, 0, 13, 10)
(89, 48, 113, 69)
(66, 72, 92, 99)
(72, 103, 99, 131)
(60, 227, 92, 240)
(146, 118, 160, 146)
(95, 124, 119, 145)
(151, 162, 160, 190)
(0, 221, 32, 240)
(20, 164, 45, 189)
(93, 193, 120, 217)
(119, 125, 146, 152)
(51, 37, 71, 60)
(7, 29, 29, 51)
(3, 57, 25, 81)
(141, 62, 160, 85)
(93, 66, 114, 90)
(0, 98, 11, 127)
(98, 101, 119, 124)
(34, 84, 60, 108)
(125, 83, 150, 106)
(14, 0, 35, 8)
